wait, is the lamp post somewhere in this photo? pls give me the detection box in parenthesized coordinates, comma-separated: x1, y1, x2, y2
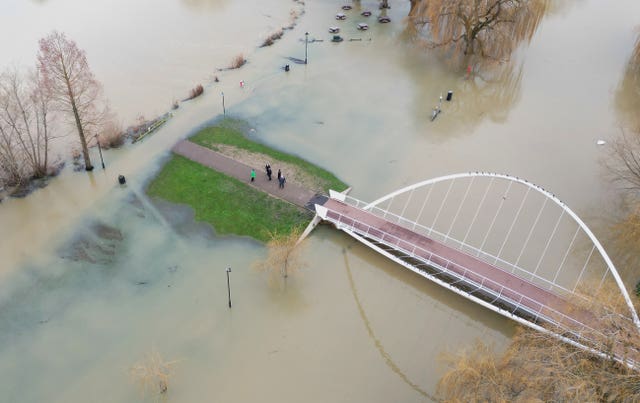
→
(221, 92, 225, 115)
(96, 135, 105, 169)
(226, 267, 232, 308)
(304, 32, 309, 64)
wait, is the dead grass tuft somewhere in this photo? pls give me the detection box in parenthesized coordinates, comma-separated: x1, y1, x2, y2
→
(438, 286, 640, 401)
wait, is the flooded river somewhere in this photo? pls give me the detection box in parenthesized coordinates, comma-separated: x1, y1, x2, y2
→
(1, 0, 639, 401)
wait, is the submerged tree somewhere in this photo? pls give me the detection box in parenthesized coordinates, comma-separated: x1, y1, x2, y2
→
(0, 68, 54, 184)
(253, 227, 307, 284)
(38, 31, 103, 171)
(130, 349, 178, 399)
(411, 0, 547, 67)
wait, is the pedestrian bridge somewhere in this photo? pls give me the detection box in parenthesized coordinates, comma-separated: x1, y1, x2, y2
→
(314, 172, 640, 368)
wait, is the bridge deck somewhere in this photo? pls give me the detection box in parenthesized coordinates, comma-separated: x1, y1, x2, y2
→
(322, 198, 596, 330)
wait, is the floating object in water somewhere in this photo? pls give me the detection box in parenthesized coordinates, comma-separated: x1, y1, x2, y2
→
(331, 35, 344, 42)
(361, 11, 372, 17)
(378, 16, 391, 23)
(118, 175, 126, 185)
(329, 26, 340, 33)
(596, 140, 606, 145)
(357, 23, 369, 30)
(240, 80, 245, 88)
(284, 64, 290, 72)
(446, 90, 453, 101)
(336, 13, 346, 20)
(342, 5, 352, 10)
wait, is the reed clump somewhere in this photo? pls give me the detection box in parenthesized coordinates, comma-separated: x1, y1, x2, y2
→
(438, 285, 640, 401)
(187, 84, 204, 100)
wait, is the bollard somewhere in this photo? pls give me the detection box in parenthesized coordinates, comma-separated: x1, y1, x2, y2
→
(446, 91, 453, 101)
(118, 175, 126, 185)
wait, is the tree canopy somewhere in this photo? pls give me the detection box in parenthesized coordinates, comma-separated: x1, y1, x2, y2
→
(411, 0, 548, 67)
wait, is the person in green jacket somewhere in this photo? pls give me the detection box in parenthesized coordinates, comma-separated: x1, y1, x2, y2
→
(250, 169, 256, 182)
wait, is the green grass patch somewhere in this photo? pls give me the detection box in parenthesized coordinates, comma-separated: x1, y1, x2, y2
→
(147, 154, 311, 242)
(190, 117, 347, 193)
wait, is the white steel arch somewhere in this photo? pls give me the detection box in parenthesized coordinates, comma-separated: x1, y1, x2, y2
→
(365, 172, 640, 331)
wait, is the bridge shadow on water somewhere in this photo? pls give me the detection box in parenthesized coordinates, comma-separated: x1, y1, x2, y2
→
(338, 234, 516, 401)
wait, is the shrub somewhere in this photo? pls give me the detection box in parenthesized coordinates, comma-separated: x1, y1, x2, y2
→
(260, 29, 284, 47)
(188, 84, 204, 100)
(229, 54, 246, 69)
(98, 120, 125, 149)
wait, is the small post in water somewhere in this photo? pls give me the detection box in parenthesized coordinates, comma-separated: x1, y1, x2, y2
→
(304, 32, 309, 64)
(226, 267, 232, 308)
(221, 92, 225, 115)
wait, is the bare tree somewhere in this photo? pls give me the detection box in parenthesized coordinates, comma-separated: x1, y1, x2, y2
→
(0, 68, 53, 185)
(609, 129, 640, 193)
(412, 0, 547, 67)
(38, 31, 103, 171)
(253, 228, 307, 284)
(130, 349, 178, 398)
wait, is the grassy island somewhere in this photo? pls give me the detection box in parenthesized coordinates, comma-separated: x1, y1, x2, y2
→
(146, 118, 347, 242)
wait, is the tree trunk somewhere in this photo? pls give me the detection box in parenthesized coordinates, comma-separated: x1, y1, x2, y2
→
(72, 100, 93, 171)
(65, 81, 93, 171)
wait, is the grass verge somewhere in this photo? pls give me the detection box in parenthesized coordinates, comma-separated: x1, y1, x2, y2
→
(190, 118, 347, 193)
(147, 155, 311, 242)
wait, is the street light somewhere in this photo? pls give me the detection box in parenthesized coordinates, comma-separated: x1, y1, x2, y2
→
(304, 32, 309, 64)
(226, 267, 232, 308)
(95, 134, 105, 169)
(221, 92, 226, 115)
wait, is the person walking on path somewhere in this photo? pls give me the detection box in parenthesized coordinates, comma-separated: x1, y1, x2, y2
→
(278, 175, 286, 189)
(277, 169, 282, 181)
(265, 163, 272, 181)
(250, 168, 256, 182)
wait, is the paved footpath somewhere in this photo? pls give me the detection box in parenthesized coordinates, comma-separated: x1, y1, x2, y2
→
(172, 140, 326, 210)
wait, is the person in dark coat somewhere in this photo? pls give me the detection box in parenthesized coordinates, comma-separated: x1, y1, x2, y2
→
(279, 175, 286, 189)
(277, 169, 282, 181)
(265, 163, 272, 181)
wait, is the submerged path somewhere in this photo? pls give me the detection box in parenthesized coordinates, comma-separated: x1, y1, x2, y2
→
(172, 140, 327, 210)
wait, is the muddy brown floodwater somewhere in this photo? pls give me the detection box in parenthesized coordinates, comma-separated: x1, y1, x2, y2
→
(1, 0, 640, 401)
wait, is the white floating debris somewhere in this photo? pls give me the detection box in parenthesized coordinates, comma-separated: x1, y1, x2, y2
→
(329, 26, 340, 33)
(596, 140, 606, 145)
(336, 13, 346, 20)
(357, 23, 369, 30)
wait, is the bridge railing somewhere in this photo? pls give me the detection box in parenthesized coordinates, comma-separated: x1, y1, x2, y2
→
(338, 193, 579, 299)
(322, 204, 602, 342)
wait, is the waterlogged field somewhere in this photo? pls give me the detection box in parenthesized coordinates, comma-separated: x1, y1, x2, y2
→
(0, 0, 639, 401)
